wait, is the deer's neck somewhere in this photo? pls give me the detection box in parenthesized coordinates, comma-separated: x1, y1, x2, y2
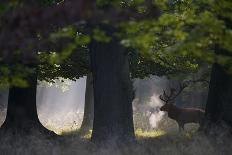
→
(168, 105, 181, 119)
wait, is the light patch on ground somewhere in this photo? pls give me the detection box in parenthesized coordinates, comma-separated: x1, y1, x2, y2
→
(135, 129, 166, 138)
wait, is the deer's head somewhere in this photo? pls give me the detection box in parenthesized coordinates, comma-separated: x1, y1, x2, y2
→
(160, 103, 171, 112)
(159, 83, 187, 112)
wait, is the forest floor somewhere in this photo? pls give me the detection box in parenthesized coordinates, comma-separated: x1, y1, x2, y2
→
(0, 113, 231, 155)
(0, 126, 231, 155)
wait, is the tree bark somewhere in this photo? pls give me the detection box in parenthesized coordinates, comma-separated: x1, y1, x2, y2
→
(90, 32, 135, 144)
(1, 67, 55, 135)
(80, 73, 94, 134)
(205, 63, 232, 126)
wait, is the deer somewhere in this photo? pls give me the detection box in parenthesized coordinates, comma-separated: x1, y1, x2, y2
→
(159, 83, 205, 132)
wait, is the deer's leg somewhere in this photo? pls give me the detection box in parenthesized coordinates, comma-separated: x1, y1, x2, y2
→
(178, 122, 184, 132)
(181, 124, 185, 131)
(178, 126, 181, 132)
(178, 122, 181, 132)
(198, 117, 206, 131)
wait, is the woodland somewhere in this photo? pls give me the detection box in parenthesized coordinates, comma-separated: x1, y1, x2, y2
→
(0, 0, 231, 155)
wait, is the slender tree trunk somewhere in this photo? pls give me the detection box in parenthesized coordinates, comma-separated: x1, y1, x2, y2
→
(1, 67, 55, 135)
(205, 63, 232, 127)
(90, 33, 135, 144)
(80, 73, 94, 134)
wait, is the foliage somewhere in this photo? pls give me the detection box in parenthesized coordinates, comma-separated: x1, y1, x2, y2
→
(1, 0, 231, 87)
(38, 25, 90, 82)
(0, 64, 35, 88)
(119, 0, 232, 73)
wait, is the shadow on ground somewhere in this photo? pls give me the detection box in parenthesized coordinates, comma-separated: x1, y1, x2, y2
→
(0, 127, 231, 155)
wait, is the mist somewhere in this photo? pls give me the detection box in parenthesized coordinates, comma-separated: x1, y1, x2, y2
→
(0, 76, 231, 155)
(0, 73, 209, 134)
(38, 76, 169, 133)
(133, 76, 168, 130)
(37, 77, 86, 133)
(0, 89, 8, 125)
(0, 75, 206, 133)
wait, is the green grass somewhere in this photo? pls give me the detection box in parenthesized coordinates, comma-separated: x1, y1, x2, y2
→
(135, 128, 166, 138)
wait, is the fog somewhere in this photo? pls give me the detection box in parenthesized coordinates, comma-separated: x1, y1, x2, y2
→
(133, 76, 168, 130)
(0, 88, 8, 125)
(0, 75, 207, 133)
(0, 76, 231, 155)
(37, 78, 86, 133)
(39, 76, 170, 133)
(0, 78, 87, 133)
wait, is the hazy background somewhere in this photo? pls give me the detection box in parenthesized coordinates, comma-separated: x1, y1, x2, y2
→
(1, 76, 229, 155)
(0, 75, 208, 133)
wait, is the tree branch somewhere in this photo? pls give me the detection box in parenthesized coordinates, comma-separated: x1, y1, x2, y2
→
(0, 0, 160, 63)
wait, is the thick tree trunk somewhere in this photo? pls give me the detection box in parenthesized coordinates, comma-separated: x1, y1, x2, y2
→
(80, 73, 94, 134)
(205, 63, 232, 126)
(1, 67, 55, 135)
(90, 34, 135, 144)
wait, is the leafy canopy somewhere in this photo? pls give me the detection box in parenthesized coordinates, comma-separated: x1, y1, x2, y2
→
(1, 0, 231, 87)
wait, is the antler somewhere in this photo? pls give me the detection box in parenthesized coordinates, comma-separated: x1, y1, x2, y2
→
(159, 82, 187, 104)
(159, 89, 176, 104)
(159, 78, 208, 104)
(170, 83, 188, 100)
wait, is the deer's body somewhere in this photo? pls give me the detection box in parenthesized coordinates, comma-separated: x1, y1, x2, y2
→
(160, 103, 205, 131)
(159, 82, 207, 131)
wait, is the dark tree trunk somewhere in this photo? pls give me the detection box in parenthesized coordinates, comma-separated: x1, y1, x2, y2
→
(80, 73, 94, 134)
(90, 33, 135, 143)
(1, 67, 55, 135)
(205, 63, 232, 126)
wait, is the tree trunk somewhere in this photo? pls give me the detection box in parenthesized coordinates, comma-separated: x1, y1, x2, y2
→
(90, 34, 135, 144)
(205, 63, 232, 126)
(1, 67, 55, 135)
(80, 73, 94, 134)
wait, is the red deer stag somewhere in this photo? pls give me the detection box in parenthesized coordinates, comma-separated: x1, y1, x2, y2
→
(159, 83, 205, 131)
